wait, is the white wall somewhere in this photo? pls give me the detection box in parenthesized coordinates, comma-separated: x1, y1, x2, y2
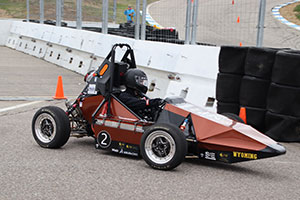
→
(4, 20, 220, 111)
(0, 20, 13, 45)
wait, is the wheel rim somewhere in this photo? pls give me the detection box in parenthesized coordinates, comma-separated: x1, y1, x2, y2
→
(144, 130, 176, 165)
(34, 113, 57, 143)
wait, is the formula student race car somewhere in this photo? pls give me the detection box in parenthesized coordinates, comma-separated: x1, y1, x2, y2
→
(32, 44, 286, 170)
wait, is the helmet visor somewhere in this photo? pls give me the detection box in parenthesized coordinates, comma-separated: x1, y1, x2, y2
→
(135, 75, 148, 87)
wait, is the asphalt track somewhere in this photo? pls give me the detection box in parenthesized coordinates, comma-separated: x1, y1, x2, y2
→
(149, 0, 300, 49)
(1, 46, 300, 199)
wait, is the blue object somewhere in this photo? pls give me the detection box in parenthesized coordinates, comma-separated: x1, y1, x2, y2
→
(124, 9, 136, 23)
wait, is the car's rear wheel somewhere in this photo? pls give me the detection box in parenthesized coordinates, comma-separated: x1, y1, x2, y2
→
(32, 106, 70, 148)
(140, 123, 187, 170)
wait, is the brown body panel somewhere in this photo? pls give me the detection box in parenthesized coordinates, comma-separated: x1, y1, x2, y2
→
(109, 98, 139, 120)
(93, 97, 147, 145)
(93, 126, 142, 145)
(164, 103, 277, 152)
(77, 95, 284, 163)
(81, 95, 104, 122)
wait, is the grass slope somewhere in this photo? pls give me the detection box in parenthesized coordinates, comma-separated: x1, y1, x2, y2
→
(0, 0, 157, 23)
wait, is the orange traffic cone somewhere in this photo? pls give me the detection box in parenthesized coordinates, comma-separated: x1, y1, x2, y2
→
(53, 76, 66, 99)
(239, 107, 247, 124)
(237, 16, 240, 23)
(239, 42, 243, 46)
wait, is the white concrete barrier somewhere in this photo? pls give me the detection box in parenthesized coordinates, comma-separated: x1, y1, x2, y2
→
(31, 40, 48, 58)
(6, 35, 19, 49)
(44, 44, 66, 66)
(60, 49, 92, 75)
(15, 37, 32, 53)
(0, 20, 13, 45)
(4, 21, 220, 110)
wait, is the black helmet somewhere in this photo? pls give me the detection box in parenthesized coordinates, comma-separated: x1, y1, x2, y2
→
(124, 69, 148, 94)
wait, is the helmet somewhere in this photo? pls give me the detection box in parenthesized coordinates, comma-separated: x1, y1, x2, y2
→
(124, 69, 148, 94)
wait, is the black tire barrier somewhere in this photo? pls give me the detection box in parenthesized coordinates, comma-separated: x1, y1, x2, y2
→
(267, 83, 300, 117)
(221, 113, 245, 123)
(239, 76, 270, 108)
(244, 47, 278, 79)
(216, 73, 242, 103)
(23, 19, 68, 27)
(242, 106, 266, 132)
(217, 101, 240, 115)
(272, 50, 300, 87)
(265, 111, 300, 142)
(219, 46, 248, 75)
(146, 37, 185, 44)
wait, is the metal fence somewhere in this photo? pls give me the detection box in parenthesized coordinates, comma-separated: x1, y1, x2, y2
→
(0, 0, 279, 47)
(147, 0, 266, 46)
(195, 0, 262, 46)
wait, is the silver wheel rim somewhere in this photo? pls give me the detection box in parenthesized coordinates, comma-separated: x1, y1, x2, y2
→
(34, 113, 57, 143)
(144, 130, 176, 165)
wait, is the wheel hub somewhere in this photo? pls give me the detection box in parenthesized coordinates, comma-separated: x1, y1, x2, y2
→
(34, 113, 57, 143)
(144, 130, 176, 165)
(41, 119, 53, 137)
(152, 137, 170, 157)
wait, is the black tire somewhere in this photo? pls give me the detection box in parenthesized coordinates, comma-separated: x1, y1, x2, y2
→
(265, 111, 300, 142)
(241, 106, 266, 132)
(32, 106, 70, 148)
(140, 123, 187, 170)
(244, 47, 278, 79)
(239, 76, 270, 108)
(217, 101, 240, 115)
(222, 113, 245, 123)
(267, 83, 300, 117)
(216, 73, 242, 103)
(272, 50, 300, 87)
(219, 46, 248, 75)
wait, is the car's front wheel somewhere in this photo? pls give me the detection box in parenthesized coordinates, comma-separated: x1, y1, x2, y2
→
(140, 123, 187, 170)
(32, 106, 70, 148)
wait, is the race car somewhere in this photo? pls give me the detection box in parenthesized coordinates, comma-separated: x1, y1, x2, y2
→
(32, 43, 286, 170)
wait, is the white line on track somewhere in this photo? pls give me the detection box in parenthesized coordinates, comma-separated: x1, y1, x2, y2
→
(0, 101, 42, 113)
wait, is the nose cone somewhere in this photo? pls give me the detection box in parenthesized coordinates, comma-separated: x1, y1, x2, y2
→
(275, 143, 286, 154)
(261, 143, 286, 158)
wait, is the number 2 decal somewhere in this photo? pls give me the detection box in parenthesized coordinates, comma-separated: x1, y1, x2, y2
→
(97, 131, 111, 149)
(100, 132, 108, 145)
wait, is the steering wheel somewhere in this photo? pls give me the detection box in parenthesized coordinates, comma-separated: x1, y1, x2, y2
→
(152, 99, 166, 122)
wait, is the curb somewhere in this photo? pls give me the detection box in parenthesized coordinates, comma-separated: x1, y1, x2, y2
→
(145, 1, 164, 29)
(272, 0, 300, 31)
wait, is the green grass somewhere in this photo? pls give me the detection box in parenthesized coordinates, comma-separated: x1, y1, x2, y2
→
(0, 0, 157, 23)
(294, 4, 300, 20)
(0, 0, 27, 18)
(294, 4, 300, 12)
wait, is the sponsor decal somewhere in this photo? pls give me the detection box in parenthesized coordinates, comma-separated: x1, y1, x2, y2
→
(118, 142, 138, 150)
(122, 151, 138, 156)
(87, 84, 97, 95)
(219, 152, 229, 158)
(200, 151, 216, 161)
(233, 151, 257, 160)
(112, 148, 119, 153)
(110, 142, 139, 157)
(205, 151, 216, 160)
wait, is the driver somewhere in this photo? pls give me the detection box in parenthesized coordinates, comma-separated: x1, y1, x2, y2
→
(118, 68, 163, 120)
